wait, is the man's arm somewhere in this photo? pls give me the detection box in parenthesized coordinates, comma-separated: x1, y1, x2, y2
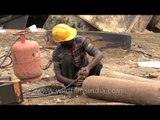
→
(55, 73, 77, 86)
(87, 50, 103, 70)
(81, 51, 103, 76)
(81, 38, 103, 75)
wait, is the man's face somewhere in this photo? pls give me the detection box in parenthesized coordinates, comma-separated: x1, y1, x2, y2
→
(60, 39, 74, 47)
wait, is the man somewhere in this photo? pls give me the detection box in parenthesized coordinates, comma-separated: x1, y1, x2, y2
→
(52, 24, 103, 87)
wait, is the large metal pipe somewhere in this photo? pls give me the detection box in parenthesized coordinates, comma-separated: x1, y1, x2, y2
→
(102, 69, 159, 83)
(82, 76, 160, 105)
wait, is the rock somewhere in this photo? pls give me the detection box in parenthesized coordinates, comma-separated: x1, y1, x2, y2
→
(129, 63, 139, 68)
(45, 75, 50, 78)
(57, 98, 61, 102)
(143, 73, 158, 78)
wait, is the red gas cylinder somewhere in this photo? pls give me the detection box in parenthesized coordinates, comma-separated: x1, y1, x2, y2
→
(11, 30, 43, 83)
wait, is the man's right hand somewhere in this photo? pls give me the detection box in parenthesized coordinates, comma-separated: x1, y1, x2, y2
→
(74, 69, 87, 87)
(81, 66, 90, 77)
(75, 79, 84, 87)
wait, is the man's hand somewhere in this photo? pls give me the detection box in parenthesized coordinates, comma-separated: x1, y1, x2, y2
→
(75, 79, 84, 87)
(75, 67, 89, 87)
(81, 66, 90, 76)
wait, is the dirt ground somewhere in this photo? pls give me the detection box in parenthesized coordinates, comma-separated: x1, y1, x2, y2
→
(0, 32, 160, 105)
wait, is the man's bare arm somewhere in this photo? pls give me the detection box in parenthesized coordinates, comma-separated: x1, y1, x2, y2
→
(55, 73, 77, 86)
(87, 51, 103, 70)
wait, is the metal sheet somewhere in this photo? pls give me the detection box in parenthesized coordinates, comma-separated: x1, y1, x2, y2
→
(45, 30, 131, 50)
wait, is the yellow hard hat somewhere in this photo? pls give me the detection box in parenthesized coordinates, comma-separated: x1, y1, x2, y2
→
(52, 24, 77, 43)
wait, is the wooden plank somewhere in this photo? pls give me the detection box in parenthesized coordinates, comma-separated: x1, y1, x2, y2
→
(126, 15, 141, 32)
(78, 15, 137, 33)
(155, 20, 160, 29)
(131, 15, 153, 32)
(77, 15, 102, 31)
(147, 15, 160, 29)
(78, 15, 153, 33)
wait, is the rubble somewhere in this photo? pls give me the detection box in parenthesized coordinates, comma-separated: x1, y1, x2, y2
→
(43, 15, 160, 33)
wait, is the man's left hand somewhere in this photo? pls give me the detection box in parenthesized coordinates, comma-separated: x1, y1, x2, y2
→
(81, 66, 90, 77)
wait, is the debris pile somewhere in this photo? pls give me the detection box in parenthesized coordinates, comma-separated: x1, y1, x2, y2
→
(43, 15, 160, 33)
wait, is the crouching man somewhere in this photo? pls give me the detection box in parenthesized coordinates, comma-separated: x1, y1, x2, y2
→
(52, 24, 103, 88)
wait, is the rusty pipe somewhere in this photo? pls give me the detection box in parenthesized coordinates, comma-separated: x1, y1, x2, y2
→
(102, 69, 159, 83)
(82, 76, 160, 105)
(40, 45, 57, 50)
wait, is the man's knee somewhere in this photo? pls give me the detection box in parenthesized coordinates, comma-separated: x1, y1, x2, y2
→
(89, 62, 103, 76)
(95, 62, 103, 70)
